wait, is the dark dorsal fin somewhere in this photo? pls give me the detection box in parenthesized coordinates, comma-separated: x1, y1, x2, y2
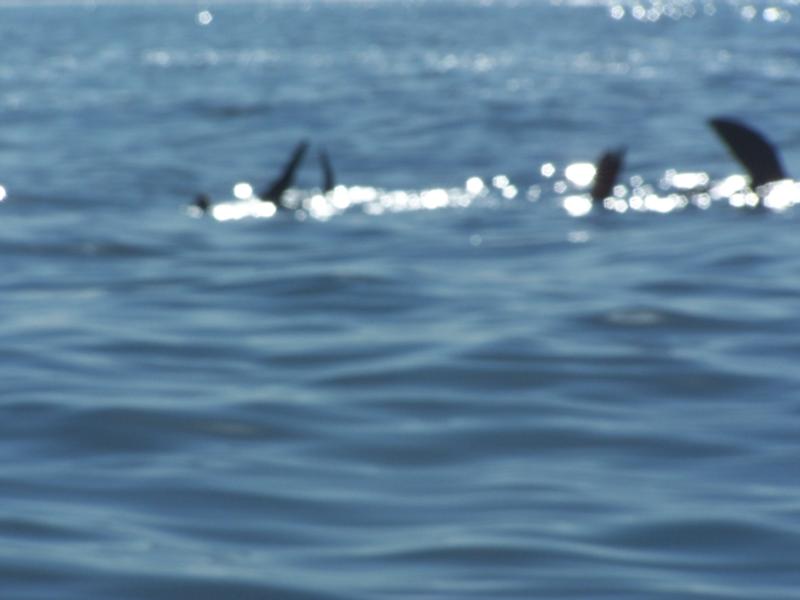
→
(192, 193, 212, 214)
(319, 149, 335, 194)
(709, 117, 787, 188)
(591, 147, 626, 203)
(259, 140, 309, 205)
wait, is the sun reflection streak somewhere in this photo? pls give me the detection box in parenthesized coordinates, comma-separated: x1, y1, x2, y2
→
(728, 191, 759, 209)
(233, 182, 254, 200)
(661, 169, 709, 190)
(330, 185, 352, 211)
(212, 199, 277, 221)
(421, 188, 449, 210)
(694, 193, 712, 210)
(502, 185, 518, 199)
(604, 0, 714, 22)
(492, 175, 510, 189)
(265, 177, 511, 219)
(763, 7, 791, 23)
(196, 10, 213, 26)
(564, 162, 596, 187)
(706, 170, 798, 211)
(466, 176, 485, 195)
(563, 195, 593, 217)
(540, 163, 556, 178)
(647, 193, 688, 213)
(308, 193, 335, 220)
(200, 162, 800, 224)
(762, 180, 800, 211)
(603, 197, 629, 213)
(711, 174, 748, 200)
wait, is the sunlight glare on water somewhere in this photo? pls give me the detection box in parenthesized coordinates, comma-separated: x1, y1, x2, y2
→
(564, 162, 597, 187)
(711, 174, 748, 199)
(196, 10, 213, 26)
(661, 170, 710, 191)
(563, 194, 593, 216)
(762, 179, 800, 211)
(207, 182, 493, 222)
(233, 182, 254, 200)
(465, 176, 486, 195)
(211, 198, 277, 221)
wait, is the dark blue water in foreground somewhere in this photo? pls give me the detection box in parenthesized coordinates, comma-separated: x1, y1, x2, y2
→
(2, 1, 800, 598)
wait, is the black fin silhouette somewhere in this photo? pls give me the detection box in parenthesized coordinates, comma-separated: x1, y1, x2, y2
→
(319, 149, 335, 194)
(259, 140, 309, 205)
(709, 117, 787, 188)
(192, 193, 212, 214)
(591, 147, 626, 203)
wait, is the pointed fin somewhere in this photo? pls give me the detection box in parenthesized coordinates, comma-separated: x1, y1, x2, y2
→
(259, 140, 309, 204)
(319, 149, 335, 193)
(591, 147, 626, 203)
(709, 117, 787, 188)
(193, 193, 212, 214)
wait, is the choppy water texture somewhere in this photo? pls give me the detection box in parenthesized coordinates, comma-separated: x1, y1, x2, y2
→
(2, 1, 800, 598)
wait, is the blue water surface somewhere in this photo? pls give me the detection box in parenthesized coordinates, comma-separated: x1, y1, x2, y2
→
(2, 1, 800, 598)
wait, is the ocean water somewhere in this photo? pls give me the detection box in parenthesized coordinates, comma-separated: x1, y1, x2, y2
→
(2, 1, 800, 598)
